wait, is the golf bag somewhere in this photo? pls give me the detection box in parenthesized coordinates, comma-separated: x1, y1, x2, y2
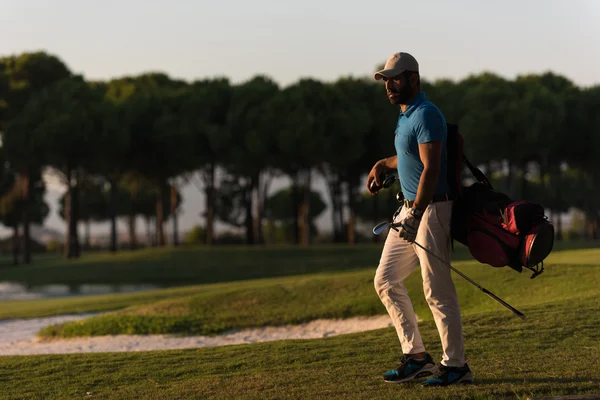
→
(446, 124, 554, 278)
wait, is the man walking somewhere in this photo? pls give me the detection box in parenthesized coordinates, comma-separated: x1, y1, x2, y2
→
(366, 52, 473, 386)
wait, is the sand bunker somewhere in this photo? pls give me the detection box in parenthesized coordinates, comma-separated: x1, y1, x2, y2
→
(0, 313, 402, 356)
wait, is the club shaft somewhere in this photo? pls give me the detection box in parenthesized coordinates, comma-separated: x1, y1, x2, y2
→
(414, 241, 525, 319)
(389, 223, 526, 319)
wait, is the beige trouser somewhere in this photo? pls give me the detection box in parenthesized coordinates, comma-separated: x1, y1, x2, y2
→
(374, 200, 465, 367)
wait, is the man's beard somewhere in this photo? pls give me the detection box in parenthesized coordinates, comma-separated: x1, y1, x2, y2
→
(389, 84, 413, 105)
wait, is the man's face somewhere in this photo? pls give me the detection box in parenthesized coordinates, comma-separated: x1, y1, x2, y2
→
(384, 73, 413, 105)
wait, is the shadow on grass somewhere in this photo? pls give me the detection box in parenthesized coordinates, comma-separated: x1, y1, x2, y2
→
(477, 377, 597, 384)
(395, 376, 598, 386)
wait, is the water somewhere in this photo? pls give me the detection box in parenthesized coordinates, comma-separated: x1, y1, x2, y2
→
(0, 282, 162, 300)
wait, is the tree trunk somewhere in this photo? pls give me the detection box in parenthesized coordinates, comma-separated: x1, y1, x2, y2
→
(170, 184, 178, 247)
(346, 182, 356, 244)
(172, 212, 179, 247)
(505, 159, 512, 197)
(539, 160, 547, 203)
(64, 169, 71, 258)
(325, 173, 343, 243)
(556, 211, 563, 241)
(291, 177, 300, 245)
(21, 173, 32, 264)
(586, 171, 598, 240)
(298, 201, 309, 245)
(155, 182, 165, 247)
(109, 178, 118, 253)
(337, 180, 345, 243)
(12, 225, 19, 266)
(506, 131, 516, 197)
(584, 173, 599, 240)
(268, 221, 276, 244)
(484, 162, 492, 182)
(299, 169, 312, 246)
(64, 172, 81, 259)
(84, 219, 91, 250)
(244, 182, 253, 245)
(146, 217, 152, 246)
(584, 209, 598, 240)
(584, 212, 591, 240)
(75, 183, 81, 258)
(204, 164, 215, 246)
(67, 172, 80, 259)
(251, 174, 261, 245)
(520, 160, 528, 199)
(327, 179, 340, 242)
(128, 214, 137, 250)
(554, 171, 563, 241)
(257, 170, 272, 245)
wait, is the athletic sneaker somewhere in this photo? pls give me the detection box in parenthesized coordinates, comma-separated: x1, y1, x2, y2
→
(422, 363, 474, 386)
(383, 353, 438, 383)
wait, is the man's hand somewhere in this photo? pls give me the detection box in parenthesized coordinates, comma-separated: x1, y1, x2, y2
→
(366, 156, 397, 195)
(398, 208, 423, 243)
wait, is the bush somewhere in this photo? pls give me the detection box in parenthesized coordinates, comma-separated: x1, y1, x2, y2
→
(215, 232, 245, 245)
(183, 225, 206, 245)
(46, 239, 62, 253)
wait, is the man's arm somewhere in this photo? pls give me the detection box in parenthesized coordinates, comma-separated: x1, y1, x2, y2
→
(380, 155, 398, 170)
(366, 155, 398, 194)
(412, 141, 442, 211)
(411, 107, 445, 212)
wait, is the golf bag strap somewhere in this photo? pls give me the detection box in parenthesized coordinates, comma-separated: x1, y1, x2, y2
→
(463, 155, 494, 190)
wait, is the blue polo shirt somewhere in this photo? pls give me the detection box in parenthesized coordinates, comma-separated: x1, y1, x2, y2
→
(394, 92, 449, 201)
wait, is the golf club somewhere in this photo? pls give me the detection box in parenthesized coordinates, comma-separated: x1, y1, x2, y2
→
(372, 219, 526, 320)
(369, 174, 398, 193)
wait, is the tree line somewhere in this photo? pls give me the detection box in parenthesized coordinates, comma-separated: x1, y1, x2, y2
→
(0, 51, 598, 264)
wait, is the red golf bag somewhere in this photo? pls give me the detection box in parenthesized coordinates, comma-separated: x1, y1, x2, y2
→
(446, 124, 554, 278)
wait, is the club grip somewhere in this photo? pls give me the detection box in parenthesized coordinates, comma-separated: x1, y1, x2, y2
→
(370, 173, 386, 192)
(371, 173, 397, 192)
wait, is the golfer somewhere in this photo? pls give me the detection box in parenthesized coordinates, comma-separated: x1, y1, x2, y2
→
(366, 52, 473, 386)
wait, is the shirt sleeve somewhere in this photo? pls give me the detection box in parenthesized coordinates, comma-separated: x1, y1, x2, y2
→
(413, 107, 445, 144)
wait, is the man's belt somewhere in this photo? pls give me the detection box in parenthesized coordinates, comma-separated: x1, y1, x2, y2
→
(399, 193, 453, 208)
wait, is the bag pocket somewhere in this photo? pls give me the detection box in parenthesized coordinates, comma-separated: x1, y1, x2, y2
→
(521, 222, 555, 267)
(467, 229, 515, 268)
(502, 201, 546, 235)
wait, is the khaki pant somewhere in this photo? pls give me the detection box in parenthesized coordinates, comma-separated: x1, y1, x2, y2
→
(374, 200, 465, 367)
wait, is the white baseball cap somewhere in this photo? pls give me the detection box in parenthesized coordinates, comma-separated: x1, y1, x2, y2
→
(374, 52, 419, 80)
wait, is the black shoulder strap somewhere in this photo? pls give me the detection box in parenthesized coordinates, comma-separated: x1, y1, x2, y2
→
(463, 155, 494, 190)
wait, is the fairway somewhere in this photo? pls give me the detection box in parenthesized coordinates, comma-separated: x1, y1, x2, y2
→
(0, 244, 599, 399)
(1, 294, 599, 399)
(0, 244, 592, 337)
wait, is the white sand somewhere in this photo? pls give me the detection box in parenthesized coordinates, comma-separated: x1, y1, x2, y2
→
(0, 313, 404, 356)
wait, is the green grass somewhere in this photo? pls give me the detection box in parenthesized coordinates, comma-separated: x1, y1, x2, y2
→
(1, 294, 599, 400)
(1, 239, 593, 287)
(0, 285, 210, 320)
(0, 244, 599, 399)
(34, 247, 600, 337)
(0, 244, 391, 286)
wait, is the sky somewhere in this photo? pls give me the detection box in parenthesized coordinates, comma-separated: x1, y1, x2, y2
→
(0, 0, 598, 238)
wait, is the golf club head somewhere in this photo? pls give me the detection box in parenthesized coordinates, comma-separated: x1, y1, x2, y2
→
(372, 221, 390, 235)
(370, 174, 397, 193)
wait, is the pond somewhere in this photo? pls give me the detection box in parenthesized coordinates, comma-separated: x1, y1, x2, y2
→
(0, 281, 162, 300)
